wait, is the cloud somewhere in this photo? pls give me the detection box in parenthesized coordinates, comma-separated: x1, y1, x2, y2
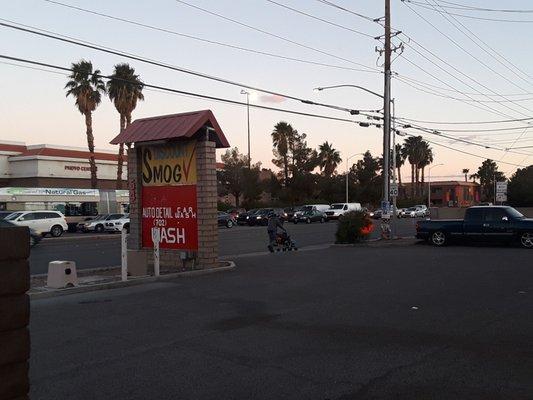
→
(259, 94, 287, 104)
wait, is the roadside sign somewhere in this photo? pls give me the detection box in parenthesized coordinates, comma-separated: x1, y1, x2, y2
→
(389, 183, 399, 198)
(496, 193, 507, 202)
(496, 181, 508, 194)
(381, 201, 391, 214)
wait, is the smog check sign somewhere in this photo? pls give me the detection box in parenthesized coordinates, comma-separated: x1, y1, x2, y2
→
(140, 142, 198, 250)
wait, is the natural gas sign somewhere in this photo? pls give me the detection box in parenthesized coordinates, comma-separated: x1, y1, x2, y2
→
(141, 142, 198, 250)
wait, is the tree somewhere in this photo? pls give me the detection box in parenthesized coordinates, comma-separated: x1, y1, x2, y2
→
(242, 164, 263, 205)
(271, 122, 296, 186)
(219, 148, 248, 207)
(417, 140, 434, 195)
(462, 168, 470, 182)
(65, 60, 106, 188)
(107, 63, 144, 189)
(317, 141, 342, 176)
(470, 159, 505, 202)
(394, 143, 406, 186)
(352, 151, 382, 205)
(508, 165, 533, 206)
(401, 136, 424, 198)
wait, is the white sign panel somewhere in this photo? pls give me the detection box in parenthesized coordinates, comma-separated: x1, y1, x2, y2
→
(496, 182, 508, 194)
(389, 183, 399, 198)
(496, 193, 507, 202)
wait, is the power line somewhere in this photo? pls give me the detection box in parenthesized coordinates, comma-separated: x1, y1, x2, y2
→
(173, 0, 380, 72)
(410, 0, 533, 13)
(0, 54, 378, 125)
(263, 0, 376, 38)
(423, 0, 533, 88)
(41, 0, 375, 74)
(402, 1, 533, 22)
(314, 0, 377, 22)
(0, 20, 381, 116)
(394, 114, 533, 125)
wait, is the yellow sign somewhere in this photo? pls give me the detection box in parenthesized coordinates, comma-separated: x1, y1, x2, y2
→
(141, 142, 197, 186)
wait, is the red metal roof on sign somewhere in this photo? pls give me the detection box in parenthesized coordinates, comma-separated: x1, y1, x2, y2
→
(110, 109, 230, 148)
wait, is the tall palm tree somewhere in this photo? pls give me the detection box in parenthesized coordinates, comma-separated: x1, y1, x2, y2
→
(401, 136, 424, 198)
(394, 143, 406, 186)
(462, 168, 469, 182)
(271, 122, 295, 185)
(318, 141, 342, 176)
(107, 63, 144, 189)
(65, 60, 106, 189)
(417, 141, 434, 195)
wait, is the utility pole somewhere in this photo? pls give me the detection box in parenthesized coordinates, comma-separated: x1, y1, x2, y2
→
(382, 0, 392, 236)
(240, 89, 251, 168)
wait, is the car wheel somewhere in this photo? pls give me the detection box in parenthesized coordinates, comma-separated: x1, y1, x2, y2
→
(294, 220, 298, 224)
(430, 231, 447, 246)
(124, 224, 130, 234)
(519, 232, 533, 249)
(320, 217, 325, 223)
(226, 220, 233, 228)
(95, 224, 104, 233)
(29, 236, 36, 247)
(306, 218, 311, 224)
(50, 225, 63, 238)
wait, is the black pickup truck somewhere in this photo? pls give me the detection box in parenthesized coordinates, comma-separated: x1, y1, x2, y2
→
(416, 206, 533, 248)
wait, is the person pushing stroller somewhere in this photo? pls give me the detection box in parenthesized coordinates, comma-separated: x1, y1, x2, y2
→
(267, 211, 286, 253)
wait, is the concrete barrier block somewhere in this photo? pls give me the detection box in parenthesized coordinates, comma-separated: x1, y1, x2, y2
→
(127, 249, 148, 276)
(0, 362, 29, 400)
(0, 329, 30, 366)
(46, 261, 78, 289)
(0, 260, 29, 296)
(0, 227, 29, 261)
(0, 295, 29, 332)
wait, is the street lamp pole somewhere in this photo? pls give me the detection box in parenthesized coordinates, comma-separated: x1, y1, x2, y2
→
(428, 163, 444, 207)
(346, 153, 364, 203)
(240, 89, 251, 168)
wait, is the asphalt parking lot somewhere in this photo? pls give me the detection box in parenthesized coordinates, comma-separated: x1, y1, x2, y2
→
(30, 243, 533, 399)
(29, 218, 420, 275)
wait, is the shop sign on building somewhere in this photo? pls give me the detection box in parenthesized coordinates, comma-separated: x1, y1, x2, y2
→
(140, 142, 198, 250)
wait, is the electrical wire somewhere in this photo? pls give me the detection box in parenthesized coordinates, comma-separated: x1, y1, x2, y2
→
(409, 0, 533, 13)
(394, 114, 533, 125)
(41, 0, 375, 74)
(173, 0, 380, 72)
(314, 0, 377, 23)
(0, 20, 381, 116)
(263, 0, 376, 38)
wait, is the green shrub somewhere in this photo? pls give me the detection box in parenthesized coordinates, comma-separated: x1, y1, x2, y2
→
(335, 211, 373, 244)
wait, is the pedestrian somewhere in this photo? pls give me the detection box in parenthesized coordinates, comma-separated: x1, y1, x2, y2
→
(267, 211, 286, 252)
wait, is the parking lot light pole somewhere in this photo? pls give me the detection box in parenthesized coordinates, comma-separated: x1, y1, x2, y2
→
(428, 163, 444, 207)
(240, 89, 251, 168)
(346, 153, 365, 203)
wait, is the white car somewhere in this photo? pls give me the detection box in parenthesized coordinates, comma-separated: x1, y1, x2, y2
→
(325, 203, 362, 219)
(78, 214, 126, 233)
(401, 207, 428, 218)
(105, 214, 130, 233)
(5, 210, 68, 237)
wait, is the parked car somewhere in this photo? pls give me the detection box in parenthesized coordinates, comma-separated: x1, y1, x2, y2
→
(0, 211, 13, 220)
(237, 209, 258, 226)
(249, 208, 285, 226)
(371, 209, 383, 219)
(294, 204, 330, 220)
(78, 214, 125, 233)
(5, 210, 68, 237)
(0, 219, 42, 247)
(284, 206, 303, 222)
(226, 208, 246, 219)
(414, 205, 430, 217)
(400, 207, 427, 218)
(105, 214, 130, 233)
(325, 203, 362, 219)
(416, 206, 533, 248)
(294, 209, 327, 224)
(218, 212, 236, 228)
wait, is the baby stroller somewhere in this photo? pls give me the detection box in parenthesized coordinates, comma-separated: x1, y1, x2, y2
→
(273, 231, 298, 252)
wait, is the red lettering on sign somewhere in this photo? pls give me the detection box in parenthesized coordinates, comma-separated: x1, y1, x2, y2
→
(141, 185, 198, 250)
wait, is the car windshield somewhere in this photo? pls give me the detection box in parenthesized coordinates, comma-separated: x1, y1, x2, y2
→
(407, 207, 417, 211)
(330, 204, 344, 210)
(5, 212, 22, 220)
(303, 211, 313, 216)
(506, 208, 525, 219)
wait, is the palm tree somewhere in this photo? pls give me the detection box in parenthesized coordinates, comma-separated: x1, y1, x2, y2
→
(417, 141, 434, 196)
(107, 63, 144, 189)
(65, 60, 106, 189)
(401, 136, 424, 198)
(394, 143, 406, 186)
(271, 122, 296, 185)
(318, 141, 342, 176)
(462, 168, 469, 182)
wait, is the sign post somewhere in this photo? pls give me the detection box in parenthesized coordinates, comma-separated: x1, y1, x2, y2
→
(121, 227, 128, 281)
(151, 227, 160, 277)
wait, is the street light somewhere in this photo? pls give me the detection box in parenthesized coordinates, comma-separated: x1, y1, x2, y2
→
(346, 153, 365, 203)
(314, 84, 384, 100)
(428, 163, 444, 207)
(240, 89, 251, 168)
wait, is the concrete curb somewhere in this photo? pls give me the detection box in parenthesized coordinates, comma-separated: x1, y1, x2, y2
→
(29, 261, 236, 300)
(42, 234, 120, 242)
(332, 237, 418, 248)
